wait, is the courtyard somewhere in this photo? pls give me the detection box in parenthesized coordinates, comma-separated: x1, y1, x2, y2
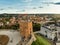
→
(0, 30, 21, 45)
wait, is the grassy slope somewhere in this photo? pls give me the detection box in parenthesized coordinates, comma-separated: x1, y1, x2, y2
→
(32, 35, 51, 45)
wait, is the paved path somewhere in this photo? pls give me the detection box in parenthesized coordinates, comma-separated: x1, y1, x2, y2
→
(56, 43, 60, 45)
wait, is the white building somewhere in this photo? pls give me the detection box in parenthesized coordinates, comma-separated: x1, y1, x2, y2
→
(40, 26, 57, 41)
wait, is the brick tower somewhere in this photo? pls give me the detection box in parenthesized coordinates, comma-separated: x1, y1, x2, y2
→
(18, 15, 36, 45)
(19, 20, 33, 41)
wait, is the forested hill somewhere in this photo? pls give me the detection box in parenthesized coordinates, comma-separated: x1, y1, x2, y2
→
(0, 13, 60, 18)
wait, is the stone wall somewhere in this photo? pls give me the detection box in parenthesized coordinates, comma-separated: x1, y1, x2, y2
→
(26, 33, 36, 45)
(17, 33, 36, 45)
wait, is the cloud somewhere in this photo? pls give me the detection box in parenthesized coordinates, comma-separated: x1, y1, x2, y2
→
(42, 2, 54, 5)
(22, 0, 32, 2)
(54, 2, 60, 5)
(39, 6, 43, 8)
(0, 9, 4, 10)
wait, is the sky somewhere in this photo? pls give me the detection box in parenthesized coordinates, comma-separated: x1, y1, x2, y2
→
(0, 0, 60, 14)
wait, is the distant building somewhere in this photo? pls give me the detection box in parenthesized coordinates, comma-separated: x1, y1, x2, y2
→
(40, 25, 57, 41)
(0, 22, 3, 26)
(9, 17, 16, 25)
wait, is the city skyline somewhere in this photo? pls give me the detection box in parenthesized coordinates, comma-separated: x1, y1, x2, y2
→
(0, 0, 60, 14)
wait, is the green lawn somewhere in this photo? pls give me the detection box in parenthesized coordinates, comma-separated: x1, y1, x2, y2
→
(32, 35, 51, 45)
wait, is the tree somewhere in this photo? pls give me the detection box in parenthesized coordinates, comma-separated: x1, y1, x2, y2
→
(33, 23, 41, 32)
